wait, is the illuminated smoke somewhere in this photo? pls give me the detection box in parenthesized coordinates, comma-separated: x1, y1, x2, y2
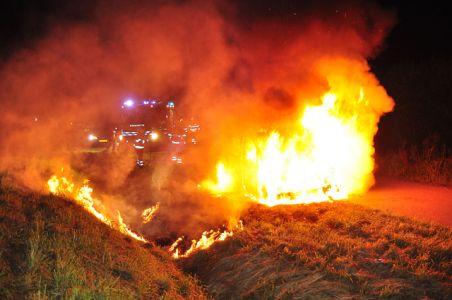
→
(0, 0, 395, 241)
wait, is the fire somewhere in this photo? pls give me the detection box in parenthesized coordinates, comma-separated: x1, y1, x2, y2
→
(204, 60, 393, 206)
(117, 211, 148, 243)
(75, 180, 112, 225)
(201, 162, 233, 194)
(47, 175, 148, 242)
(170, 221, 243, 259)
(48, 176, 111, 226)
(48, 175, 74, 194)
(142, 203, 160, 224)
(247, 91, 370, 206)
(169, 237, 184, 259)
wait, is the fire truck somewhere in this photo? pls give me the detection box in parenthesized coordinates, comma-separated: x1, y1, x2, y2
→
(83, 98, 200, 166)
(102, 98, 200, 167)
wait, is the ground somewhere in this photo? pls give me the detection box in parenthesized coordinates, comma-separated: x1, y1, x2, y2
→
(351, 178, 452, 227)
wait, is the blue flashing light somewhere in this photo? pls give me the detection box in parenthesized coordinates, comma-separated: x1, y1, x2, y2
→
(167, 101, 175, 108)
(124, 99, 134, 107)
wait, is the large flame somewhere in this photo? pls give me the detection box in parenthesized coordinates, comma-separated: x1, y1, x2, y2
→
(204, 59, 394, 206)
(248, 91, 370, 206)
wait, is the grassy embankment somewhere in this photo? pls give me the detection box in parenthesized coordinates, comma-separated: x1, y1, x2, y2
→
(0, 177, 207, 299)
(2, 173, 451, 299)
(182, 202, 452, 299)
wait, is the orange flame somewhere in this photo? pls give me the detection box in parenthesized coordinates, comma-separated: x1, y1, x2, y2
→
(249, 91, 368, 206)
(168, 237, 184, 259)
(204, 68, 393, 206)
(47, 175, 148, 242)
(141, 203, 160, 224)
(170, 221, 243, 259)
(201, 162, 233, 194)
(117, 211, 148, 243)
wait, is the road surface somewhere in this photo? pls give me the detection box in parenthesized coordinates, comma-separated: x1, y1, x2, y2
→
(350, 178, 452, 227)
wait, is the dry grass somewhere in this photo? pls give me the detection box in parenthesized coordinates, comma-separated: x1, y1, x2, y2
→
(181, 202, 452, 299)
(2, 171, 451, 299)
(0, 176, 207, 299)
(377, 141, 452, 186)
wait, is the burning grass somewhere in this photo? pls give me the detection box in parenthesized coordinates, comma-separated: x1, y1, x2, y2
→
(181, 202, 452, 299)
(1, 171, 451, 299)
(0, 177, 206, 299)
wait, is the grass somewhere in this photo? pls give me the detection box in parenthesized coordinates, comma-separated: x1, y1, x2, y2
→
(377, 140, 451, 186)
(2, 172, 451, 299)
(181, 202, 452, 299)
(0, 177, 207, 299)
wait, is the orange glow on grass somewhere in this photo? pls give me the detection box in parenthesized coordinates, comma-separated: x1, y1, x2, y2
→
(170, 220, 243, 259)
(47, 175, 148, 242)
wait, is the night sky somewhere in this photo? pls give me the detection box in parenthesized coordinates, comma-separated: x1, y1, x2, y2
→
(1, 0, 451, 150)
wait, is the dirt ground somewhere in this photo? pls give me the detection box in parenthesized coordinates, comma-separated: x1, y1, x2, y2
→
(350, 178, 452, 227)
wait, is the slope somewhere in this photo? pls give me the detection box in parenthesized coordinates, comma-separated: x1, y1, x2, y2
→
(0, 178, 207, 299)
(181, 202, 452, 299)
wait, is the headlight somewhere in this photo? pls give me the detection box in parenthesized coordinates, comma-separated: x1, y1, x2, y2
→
(150, 132, 159, 141)
(88, 134, 98, 141)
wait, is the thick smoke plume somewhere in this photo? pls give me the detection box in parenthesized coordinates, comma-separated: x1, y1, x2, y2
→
(0, 0, 395, 239)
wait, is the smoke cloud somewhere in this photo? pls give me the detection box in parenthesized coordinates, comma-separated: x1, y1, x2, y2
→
(0, 0, 395, 239)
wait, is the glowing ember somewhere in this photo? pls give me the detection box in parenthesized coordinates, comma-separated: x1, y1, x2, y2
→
(47, 175, 147, 243)
(141, 203, 160, 224)
(170, 221, 243, 259)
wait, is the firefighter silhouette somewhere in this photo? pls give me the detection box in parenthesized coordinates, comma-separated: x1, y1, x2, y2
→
(110, 128, 121, 153)
(134, 126, 146, 167)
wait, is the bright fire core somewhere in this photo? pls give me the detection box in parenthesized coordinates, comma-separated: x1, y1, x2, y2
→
(205, 78, 393, 206)
(250, 91, 371, 206)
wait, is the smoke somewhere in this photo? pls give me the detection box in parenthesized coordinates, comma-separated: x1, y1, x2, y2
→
(0, 0, 395, 239)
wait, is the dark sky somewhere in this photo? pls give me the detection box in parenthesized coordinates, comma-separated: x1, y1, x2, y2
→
(369, 1, 452, 150)
(0, 0, 96, 60)
(372, 0, 452, 65)
(0, 0, 451, 148)
(1, 0, 451, 64)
